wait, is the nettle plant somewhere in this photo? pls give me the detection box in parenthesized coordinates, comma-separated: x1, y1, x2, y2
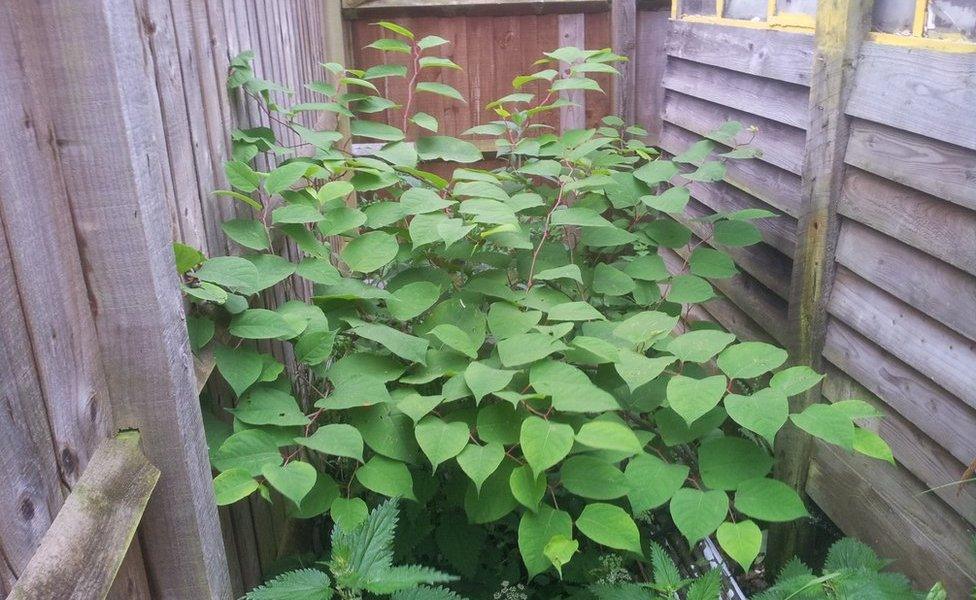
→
(178, 20, 893, 591)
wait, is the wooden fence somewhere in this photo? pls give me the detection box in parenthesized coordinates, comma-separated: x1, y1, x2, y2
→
(1, 0, 974, 597)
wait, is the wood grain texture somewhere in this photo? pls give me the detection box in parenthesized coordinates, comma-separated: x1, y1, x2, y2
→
(821, 365, 976, 526)
(634, 8, 669, 143)
(807, 442, 976, 597)
(838, 167, 976, 276)
(611, 0, 637, 124)
(7, 433, 159, 600)
(666, 20, 814, 85)
(828, 267, 976, 409)
(663, 57, 809, 129)
(343, 0, 611, 18)
(836, 218, 976, 341)
(662, 90, 806, 174)
(845, 118, 976, 211)
(847, 42, 976, 151)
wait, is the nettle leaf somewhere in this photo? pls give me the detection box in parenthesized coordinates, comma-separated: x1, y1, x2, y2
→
(457, 443, 505, 493)
(698, 436, 773, 491)
(520, 416, 574, 477)
(245, 569, 333, 600)
(464, 362, 516, 403)
(725, 388, 789, 446)
(625, 454, 689, 514)
(341, 231, 399, 273)
(770, 366, 824, 396)
(518, 505, 574, 578)
(665, 330, 736, 363)
(356, 456, 415, 500)
(669, 488, 729, 544)
(790, 403, 855, 450)
(530, 360, 619, 412)
(296, 424, 363, 462)
(560, 456, 627, 500)
(716, 520, 762, 571)
(262, 461, 317, 506)
(576, 503, 642, 554)
(717, 341, 788, 380)
(575, 420, 642, 455)
(734, 477, 808, 522)
(415, 416, 469, 472)
(213, 468, 258, 506)
(666, 375, 728, 425)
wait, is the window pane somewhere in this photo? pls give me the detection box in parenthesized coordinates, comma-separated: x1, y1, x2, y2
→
(927, 0, 976, 41)
(679, 0, 717, 16)
(724, 0, 767, 20)
(778, 0, 817, 15)
(872, 0, 916, 34)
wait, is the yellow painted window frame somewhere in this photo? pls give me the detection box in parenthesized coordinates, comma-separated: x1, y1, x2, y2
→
(866, 0, 976, 54)
(670, 0, 814, 33)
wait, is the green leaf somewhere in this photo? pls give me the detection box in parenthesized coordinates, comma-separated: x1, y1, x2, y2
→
(225, 161, 261, 192)
(464, 362, 516, 403)
(457, 443, 505, 493)
(853, 427, 895, 464)
(698, 436, 773, 491)
(488, 303, 542, 340)
(464, 459, 518, 524)
(428, 324, 478, 358)
(684, 161, 726, 182)
(734, 477, 808, 522)
(295, 329, 337, 366)
(341, 231, 399, 273)
(415, 81, 465, 101)
(244, 568, 333, 600)
(623, 254, 669, 281)
(318, 206, 367, 236)
(497, 333, 567, 367)
(518, 505, 574, 578)
(262, 461, 317, 506)
(173, 243, 205, 275)
(592, 263, 636, 296)
(292, 472, 340, 519)
(614, 350, 675, 393)
(213, 189, 262, 211)
(419, 56, 461, 70)
(317, 376, 391, 410)
(546, 301, 605, 322)
(717, 342, 788, 379)
(212, 430, 281, 476)
(272, 203, 324, 224)
(214, 344, 264, 396)
(196, 256, 259, 290)
(265, 162, 312, 195)
(665, 330, 736, 363)
(354, 323, 429, 364)
(613, 311, 678, 346)
(669, 488, 729, 544)
(356, 456, 415, 500)
(529, 360, 619, 412)
(366, 38, 411, 54)
(229, 387, 308, 427)
(351, 119, 405, 141)
(625, 454, 689, 514)
(575, 420, 642, 455)
(296, 424, 364, 462)
(576, 503, 642, 554)
(317, 180, 355, 204)
(510, 465, 547, 512)
(633, 160, 678, 186)
(229, 309, 294, 339)
(770, 366, 824, 396)
(790, 403, 855, 450)
(716, 520, 762, 571)
(560, 456, 627, 500)
(641, 187, 690, 213)
(387, 282, 441, 321)
(417, 34, 449, 49)
(551, 77, 602, 92)
(666, 274, 714, 303)
(415, 416, 469, 471)
(666, 374, 728, 425)
(331, 497, 369, 530)
(187, 315, 215, 352)
(725, 388, 789, 446)
(520, 416, 574, 476)
(689, 247, 737, 278)
(477, 403, 522, 445)
(213, 468, 258, 506)
(376, 20, 414, 38)
(413, 137, 481, 166)
(713, 220, 762, 246)
(222, 219, 270, 250)
(396, 392, 443, 423)
(549, 207, 613, 228)
(544, 535, 578, 578)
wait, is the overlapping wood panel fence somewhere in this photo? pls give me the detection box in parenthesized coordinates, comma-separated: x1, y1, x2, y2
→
(1, 0, 974, 596)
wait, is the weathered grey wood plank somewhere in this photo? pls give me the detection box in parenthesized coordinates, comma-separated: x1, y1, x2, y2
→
(7, 433, 159, 600)
(662, 90, 806, 174)
(666, 20, 814, 85)
(828, 268, 976, 409)
(836, 219, 976, 341)
(847, 42, 976, 151)
(663, 57, 809, 129)
(634, 8, 668, 143)
(845, 119, 976, 212)
(36, 0, 232, 594)
(823, 318, 976, 467)
(611, 0, 637, 124)
(659, 122, 803, 218)
(838, 168, 976, 276)
(821, 366, 976, 527)
(808, 443, 976, 597)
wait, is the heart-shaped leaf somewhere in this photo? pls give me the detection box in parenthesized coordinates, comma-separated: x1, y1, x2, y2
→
(669, 488, 729, 544)
(716, 520, 762, 571)
(261, 461, 317, 507)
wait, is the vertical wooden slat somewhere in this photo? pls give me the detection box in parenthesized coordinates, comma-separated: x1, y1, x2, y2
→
(634, 7, 669, 143)
(611, 0, 638, 124)
(769, 0, 875, 567)
(558, 14, 587, 131)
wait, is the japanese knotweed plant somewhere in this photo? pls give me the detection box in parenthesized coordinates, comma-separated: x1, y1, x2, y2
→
(177, 20, 894, 584)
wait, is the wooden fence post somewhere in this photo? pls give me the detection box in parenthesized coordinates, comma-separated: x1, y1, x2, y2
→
(769, 0, 874, 568)
(611, 0, 638, 124)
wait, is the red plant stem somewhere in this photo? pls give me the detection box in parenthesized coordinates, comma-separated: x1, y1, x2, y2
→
(401, 43, 421, 132)
(526, 165, 573, 290)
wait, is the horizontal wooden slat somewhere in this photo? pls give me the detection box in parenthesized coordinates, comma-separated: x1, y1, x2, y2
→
(342, 0, 610, 18)
(847, 42, 976, 151)
(663, 57, 809, 129)
(808, 443, 976, 597)
(845, 119, 976, 211)
(659, 122, 803, 217)
(828, 268, 976, 409)
(662, 91, 806, 174)
(838, 168, 976, 276)
(821, 366, 976, 526)
(824, 318, 976, 467)
(666, 20, 814, 85)
(836, 219, 976, 341)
